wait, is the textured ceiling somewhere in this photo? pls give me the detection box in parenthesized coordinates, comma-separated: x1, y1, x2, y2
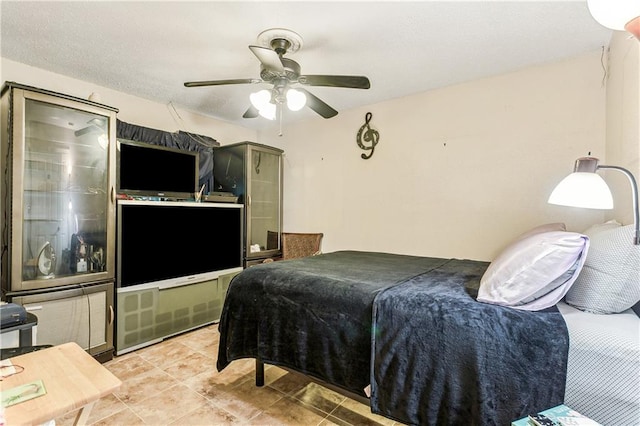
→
(1, 1, 613, 130)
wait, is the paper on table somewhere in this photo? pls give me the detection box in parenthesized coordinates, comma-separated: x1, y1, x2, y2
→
(1, 380, 46, 407)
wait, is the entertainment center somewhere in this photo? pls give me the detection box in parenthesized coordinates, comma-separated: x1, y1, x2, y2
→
(1, 81, 267, 361)
(114, 144, 244, 354)
(115, 199, 243, 354)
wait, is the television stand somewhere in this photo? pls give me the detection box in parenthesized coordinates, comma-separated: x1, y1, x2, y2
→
(115, 269, 240, 355)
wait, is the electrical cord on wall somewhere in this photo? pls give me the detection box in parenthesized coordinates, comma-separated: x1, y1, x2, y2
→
(167, 102, 218, 148)
(600, 45, 608, 88)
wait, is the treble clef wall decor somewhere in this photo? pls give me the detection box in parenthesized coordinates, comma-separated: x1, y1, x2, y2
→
(356, 112, 380, 160)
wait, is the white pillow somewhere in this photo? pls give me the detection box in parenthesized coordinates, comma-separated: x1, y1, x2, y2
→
(565, 222, 640, 314)
(478, 230, 589, 311)
(514, 222, 566, 241)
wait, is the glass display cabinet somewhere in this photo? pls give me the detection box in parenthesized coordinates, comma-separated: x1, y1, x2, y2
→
(1, 82, 117, 361)
(1, 82, 117, 292)
(213, 142, 283, 266)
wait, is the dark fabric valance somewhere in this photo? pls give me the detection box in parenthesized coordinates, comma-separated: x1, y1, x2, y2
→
(116, 120, 219, 193)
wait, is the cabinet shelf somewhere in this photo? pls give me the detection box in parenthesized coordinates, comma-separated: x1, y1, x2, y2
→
(25, 163, 105, 173)
(27, 135, 106, 152)
(25, 188, 106, 195)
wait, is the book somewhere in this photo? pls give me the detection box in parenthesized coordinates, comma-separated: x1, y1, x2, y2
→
(511, 404, 602, 426)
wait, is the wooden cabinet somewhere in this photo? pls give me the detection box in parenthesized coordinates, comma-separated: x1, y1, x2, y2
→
(214, 142, 284, 265)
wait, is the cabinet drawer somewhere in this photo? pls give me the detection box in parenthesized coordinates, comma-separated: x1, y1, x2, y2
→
(10, 282, 114, 359)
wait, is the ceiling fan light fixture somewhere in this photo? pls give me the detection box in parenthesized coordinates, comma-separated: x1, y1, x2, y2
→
(250, 89, 272, 110)
(286, 89, 306, 111)
(185, 28, 371, 121)
(250, 89, 277, 120)
(258, 102, 277, 120)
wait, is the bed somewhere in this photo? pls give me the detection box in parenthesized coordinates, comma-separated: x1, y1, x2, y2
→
(217, 249, 640, 425)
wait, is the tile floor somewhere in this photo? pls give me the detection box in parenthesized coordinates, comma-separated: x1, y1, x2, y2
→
(55, 324, 403, 426)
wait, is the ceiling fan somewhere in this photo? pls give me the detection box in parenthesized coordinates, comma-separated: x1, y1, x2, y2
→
(184, 28, 371, 120)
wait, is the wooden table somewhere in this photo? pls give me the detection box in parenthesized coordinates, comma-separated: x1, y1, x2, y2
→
(1, 342, 122, 425)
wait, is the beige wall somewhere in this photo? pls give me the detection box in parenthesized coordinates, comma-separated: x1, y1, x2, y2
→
(260, 51, 609, 261)
(5, 48, 627, 262)
(0, 58, 255, 145)
(603, 33, 640, 226)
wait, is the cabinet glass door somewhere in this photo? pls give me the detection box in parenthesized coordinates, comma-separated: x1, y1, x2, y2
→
(20, 98, 111, 285)
(248, 147, 281, 255)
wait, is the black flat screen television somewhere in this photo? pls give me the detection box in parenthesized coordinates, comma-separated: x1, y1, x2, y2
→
(117, 139, 199, 199)
(116, 200, 243, 288)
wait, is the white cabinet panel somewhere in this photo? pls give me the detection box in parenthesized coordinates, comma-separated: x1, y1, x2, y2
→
(11, 282, 114, 358)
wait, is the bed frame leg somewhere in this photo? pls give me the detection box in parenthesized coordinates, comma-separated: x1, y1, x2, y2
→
(256, 359, 264, 387)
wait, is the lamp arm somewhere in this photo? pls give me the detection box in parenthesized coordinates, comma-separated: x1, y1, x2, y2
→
(597, 165, 640, 245)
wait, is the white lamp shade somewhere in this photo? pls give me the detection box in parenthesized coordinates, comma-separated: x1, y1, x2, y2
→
(257, 102, 276, 120)
(286, 89, 306, 111)
(587, 0, 640, 31)
(548, 172, 614, 209)
(250, 89, 272, 110)
(250, 89, 276, 120)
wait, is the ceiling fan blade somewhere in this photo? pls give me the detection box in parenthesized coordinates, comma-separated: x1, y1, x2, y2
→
(184, 78, 260, 88)
(298, 75, 370, 89)
(249, 45, 285, 74)
(298, 88, 338, 119)
(243, 105, 259, 118)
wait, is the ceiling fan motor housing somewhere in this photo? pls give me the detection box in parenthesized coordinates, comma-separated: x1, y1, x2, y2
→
(260, 57, 301, 83)
(270, 38, 291, 56)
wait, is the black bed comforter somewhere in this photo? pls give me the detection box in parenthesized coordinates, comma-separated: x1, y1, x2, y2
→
(217, 251, 569, 425)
